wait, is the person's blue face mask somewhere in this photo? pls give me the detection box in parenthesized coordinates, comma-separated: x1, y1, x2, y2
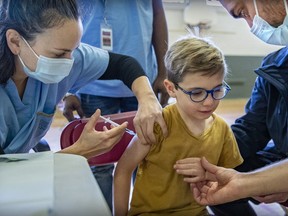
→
(18, 37, 74, 84)
(251, 0, 288, 46)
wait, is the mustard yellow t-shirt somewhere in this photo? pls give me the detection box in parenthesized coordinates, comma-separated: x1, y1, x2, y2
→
(128, 104, 243, 216)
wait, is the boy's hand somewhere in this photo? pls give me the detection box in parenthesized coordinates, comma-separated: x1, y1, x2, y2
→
(174, 157, 206, 183)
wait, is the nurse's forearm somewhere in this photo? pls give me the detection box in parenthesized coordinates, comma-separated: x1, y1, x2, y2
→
(131, 76, 159, 104)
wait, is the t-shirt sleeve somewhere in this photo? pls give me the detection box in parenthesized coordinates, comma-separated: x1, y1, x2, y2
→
(218, 125, 244, 168)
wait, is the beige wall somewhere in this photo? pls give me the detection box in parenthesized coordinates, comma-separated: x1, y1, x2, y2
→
(164, 0, 282, 56)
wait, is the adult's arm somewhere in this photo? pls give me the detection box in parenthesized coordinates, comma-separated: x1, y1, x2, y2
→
(191, 157, 288, 206)
(64, 51, 168, 144)
(151, 0, 169, 106)
(63, 52, 144, 121)
(101, 52, 168, 144)
(99, 52, 145, 89)
(231, 77, 271, 160)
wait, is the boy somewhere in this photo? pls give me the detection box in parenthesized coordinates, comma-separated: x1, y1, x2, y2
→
(113, 35, 243, 216)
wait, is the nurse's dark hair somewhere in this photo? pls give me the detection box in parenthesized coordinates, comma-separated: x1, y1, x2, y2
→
(0, 0, 79, 84)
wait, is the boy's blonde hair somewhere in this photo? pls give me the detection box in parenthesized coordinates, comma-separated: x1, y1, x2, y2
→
(165, 35, 227, 84)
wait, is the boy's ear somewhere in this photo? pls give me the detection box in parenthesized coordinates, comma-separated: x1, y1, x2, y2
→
(163, 79, 177, 98)
(6, 29, 21, 55)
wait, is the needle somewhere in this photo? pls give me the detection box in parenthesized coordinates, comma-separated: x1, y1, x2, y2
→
(99, 115, 136, 136)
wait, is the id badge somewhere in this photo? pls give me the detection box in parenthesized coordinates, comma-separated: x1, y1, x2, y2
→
(100, 22, 113, 51)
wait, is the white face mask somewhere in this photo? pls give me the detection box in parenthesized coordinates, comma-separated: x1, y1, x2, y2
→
(18, 37, 74, 84)
(251, 0, 288, 46)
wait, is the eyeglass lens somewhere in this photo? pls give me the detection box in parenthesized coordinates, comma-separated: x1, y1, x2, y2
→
(190, 86, 228, 102)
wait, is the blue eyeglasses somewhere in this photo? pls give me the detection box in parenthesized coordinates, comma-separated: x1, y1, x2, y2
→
(175, 81, 231, 103)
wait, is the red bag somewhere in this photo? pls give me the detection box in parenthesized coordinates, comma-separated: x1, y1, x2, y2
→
(60, 111, 136, 165)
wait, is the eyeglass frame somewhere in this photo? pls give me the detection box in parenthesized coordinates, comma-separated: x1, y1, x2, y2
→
(174, 81, 231, 103)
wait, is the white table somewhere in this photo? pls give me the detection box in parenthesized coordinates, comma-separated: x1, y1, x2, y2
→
(0, 152, 111, 216)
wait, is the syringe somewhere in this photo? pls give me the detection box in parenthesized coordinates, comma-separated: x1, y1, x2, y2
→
(99, 115, 136, 136)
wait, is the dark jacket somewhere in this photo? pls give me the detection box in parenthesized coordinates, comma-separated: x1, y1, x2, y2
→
(232, 47, 288, 159)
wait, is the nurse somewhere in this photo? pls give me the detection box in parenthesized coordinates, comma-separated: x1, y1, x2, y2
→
(0, 0, 167, 158)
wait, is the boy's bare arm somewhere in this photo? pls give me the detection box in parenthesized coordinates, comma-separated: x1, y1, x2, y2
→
(113, 136, 150, 216)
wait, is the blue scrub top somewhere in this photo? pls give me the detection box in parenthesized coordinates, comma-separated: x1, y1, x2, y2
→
(77, 0, 157, 97)
(0, 44, 109, 153)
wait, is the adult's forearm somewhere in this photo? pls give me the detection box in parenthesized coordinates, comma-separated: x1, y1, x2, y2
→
(58, 144, 87, 158)
(131, 76, 158, 104)
(152, 0, 168, 77)
(240, 159, 288, 197)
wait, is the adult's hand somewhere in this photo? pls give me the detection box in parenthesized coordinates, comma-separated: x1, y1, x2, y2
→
(131, 76, 168, 145)
(190, 157, 241, 206)
(62, 94, 85, 122)
(59, 109, 127, 159)
(133, 92, 167, 145)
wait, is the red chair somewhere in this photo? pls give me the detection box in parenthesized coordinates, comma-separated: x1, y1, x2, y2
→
(60, 111, 136, 166)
